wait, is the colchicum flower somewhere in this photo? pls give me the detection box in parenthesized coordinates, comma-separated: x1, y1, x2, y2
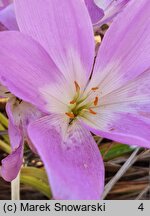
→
(0, 0, 12, 9)
(0, 84, 44, 181)
(0, 0, 150, 199)
(0, 0, 18, 30)
(84, 0, 130, 27)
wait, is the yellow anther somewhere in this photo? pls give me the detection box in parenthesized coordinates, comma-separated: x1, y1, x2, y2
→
(65, 112, 75, 118)
(89, 108, 97, 115)
(94, 96, 99, 106)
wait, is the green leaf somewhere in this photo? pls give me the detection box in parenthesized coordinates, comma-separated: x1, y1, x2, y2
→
(20, 175, 51, 199)
(21, 167, 51, 198)
(0, 139, 11, 154)
(21, 167, 49, 185)
(0, 112, 8, 128)
(100, 142, 133, 161)
(0, 123, 9, 143)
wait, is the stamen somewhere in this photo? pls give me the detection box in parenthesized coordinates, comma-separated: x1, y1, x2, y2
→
(89, 108, 97, 115)
(94, 96, 99, 106)
(70, 99, 76, 104)
(74, 81, 80, 92)
(91, 87, 99, 91)
(65, 112, 75, 118)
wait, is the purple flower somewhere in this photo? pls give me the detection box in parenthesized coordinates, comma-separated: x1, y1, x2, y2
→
(0, 0, 18, 30)
(84, 0, 130, 27)
(0, 85, 44, 181)
(0, 0, 12, 9)
(0, 0, 150, 200)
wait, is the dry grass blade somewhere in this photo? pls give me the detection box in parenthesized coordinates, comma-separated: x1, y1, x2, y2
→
(135, 185, 150, 200)
(102, 147, 140, 199)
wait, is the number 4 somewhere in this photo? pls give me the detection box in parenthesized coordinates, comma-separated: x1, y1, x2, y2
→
(138, 203, 144, 211)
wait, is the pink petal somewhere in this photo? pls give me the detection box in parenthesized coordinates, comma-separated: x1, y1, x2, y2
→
(84, 0, 104, 24)
(1, 102, 23, 181)
(90, 0, 150, 96)
(1, 143, 23, 181)
(94, 0, 130, 26)
(1, 98, 45, 181)
(95, 0, 131, 26)
(7, 97, 45, 152)
(82, 70, 150, 148)
(28, 115, 104, 200)
(0, 4, 18, 30)
(0, 0, 12, 9)
(94, 0, 112, 10)
(0, 31, 68, 113)
(15, 0, 95, 83)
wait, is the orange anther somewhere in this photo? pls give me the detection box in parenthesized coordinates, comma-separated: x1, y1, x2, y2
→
(89, 108, 97, 115)
(74, 81, 80, 92)
(91, 87, 99, 91)
(94, 96, 99, 106)
(70, 99, 76, 104)
(65, 112, 75, 118)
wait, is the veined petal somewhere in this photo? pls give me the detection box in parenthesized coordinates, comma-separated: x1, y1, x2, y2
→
(0, 22, 7, 30)
(7, 98, 46, 153)
(1, 143, 23, 181)
(0, 4, 18, 30)
(0, 31, 71, 113)
(1, 97, 45, 181)
(7, 97, 45, 141)
(15, 0, 95, 84)
(84, 0, 104, 24)
(6, 100, 23, 149)
(94, 0, 130, 26)
(90, 0, 150, 96)
(0, 0, 12, 9)
(94, 0, 112, 10)
(82, 70, 150, 148)
(28, 115, 104, 200)
(1, 102, 23, 181)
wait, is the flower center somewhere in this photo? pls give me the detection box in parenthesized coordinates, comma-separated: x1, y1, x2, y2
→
(65, 81, 99, 123)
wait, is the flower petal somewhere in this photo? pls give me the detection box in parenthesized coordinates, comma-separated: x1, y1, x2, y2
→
(1, 143, 23, 181)
(1, 102, 23, 181)
(0, 31, 69, 113)
(8, 97, 45, 153)
(28, 115, 104, 200)
(94, 0, 130, 26)
(84, 0, 104, 24)
(0, 4, 18, 30)
(0, 0, 12, 9)
(91, 0, 150, 96)
(82, 70, 150, 148)
(94, 0, 112, 10)
(1, 97, 45, 181)
(15, 0, 95, 83)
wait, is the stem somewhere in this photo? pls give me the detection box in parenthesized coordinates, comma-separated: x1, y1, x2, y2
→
(135, 185, 150, 200)
(11, 172, 20, 200)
